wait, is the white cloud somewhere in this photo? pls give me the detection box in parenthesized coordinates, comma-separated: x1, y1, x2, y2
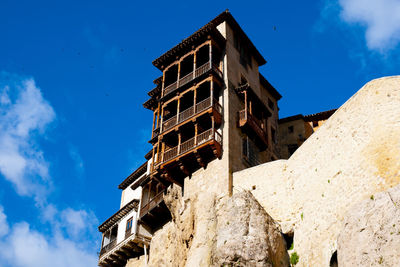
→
(0, 206, 9, 237)
(0, 205, 99, 267)
(0, 73, 55, 203)
(338, 0, 400, 52)
(69, 145, 84, 177)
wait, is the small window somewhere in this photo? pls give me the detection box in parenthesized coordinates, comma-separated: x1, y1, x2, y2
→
(288, 144, 298, 156)
(268, 98, 274, 110)
(271, 128, 276, 144)
(288, 126, 294, 133)
(312, 121, 319, 127)
(126, 217, 133, 232)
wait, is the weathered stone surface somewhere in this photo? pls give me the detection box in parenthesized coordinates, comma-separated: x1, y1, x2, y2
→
(338, 184, 400, 267)
(212, 191, 289, 267)
(233, 76, 400, 266)
(146, 186, 289, 267)
(126, 256, 146, 267)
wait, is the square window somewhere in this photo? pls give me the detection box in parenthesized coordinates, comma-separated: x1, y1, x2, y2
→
(288, 126, 294, 133)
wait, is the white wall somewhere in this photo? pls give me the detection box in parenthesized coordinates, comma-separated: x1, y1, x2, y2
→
(120, 180, 143, 208)
(116, 209, 137, 244)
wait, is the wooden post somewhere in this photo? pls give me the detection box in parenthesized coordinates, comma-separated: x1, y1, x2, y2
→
(161, 142, 165, 163)
(194, 87, 197, 112)
(177, 132, 181, 154)
(151, 146, 155, 172)
(209, 42, 212, 69)
(210, 79, 214, 106)
(244, 90, 248, 120)
(249, 99, 252, 115)
(160, 106, 165, 132)
(156, 138, 160, 163)
(177, 97, 180, 124)
(177, 62, 181, 87)
(161, 70, 165, 98)
(194, 123, 198, 145)
(193, 52, 197, 79)
(211, 115, 215, 133)
(151, 110, 156, 139)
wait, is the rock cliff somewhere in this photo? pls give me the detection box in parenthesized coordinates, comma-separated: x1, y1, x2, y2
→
(129, 76, 400, 266)
(234, 76, 400, 266)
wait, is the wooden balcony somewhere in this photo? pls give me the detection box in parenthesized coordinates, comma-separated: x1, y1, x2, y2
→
(156, 128, 222, 183)
(98, 233, 149, 267)
(139, 190, 164, 219)
(139, 190, 171, 232)
(162, 97, 222, 133)
(238, 109, 268, 148)
(163, 62, 222, 97)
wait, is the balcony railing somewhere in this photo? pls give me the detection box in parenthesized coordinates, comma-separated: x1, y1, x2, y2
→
(162, 128, 222, 163)
(163, 62, 222, 96)
(99, 238, 117, 257)
(139, 190, 165, 218)
(162, 97, 222, 132)
(239, 109, 268, 146)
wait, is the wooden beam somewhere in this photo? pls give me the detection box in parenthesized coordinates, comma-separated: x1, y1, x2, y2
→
(178, 160, 190, 176)
(194, 150, 205, 167)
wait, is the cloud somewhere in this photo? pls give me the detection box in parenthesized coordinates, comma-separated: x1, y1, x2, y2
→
(69, 145, 84, 177)
(0, 73, 55, 203)
(334, 0, 400, 52)
(0, 205, 99, 267)
(0, 206, 9, 237)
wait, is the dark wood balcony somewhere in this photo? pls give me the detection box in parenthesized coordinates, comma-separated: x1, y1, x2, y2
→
(155, 128, 222, 185)
(98, 233, 149, 267)
(162, 97, 222, 133)
(238, 109, 268, 148)
(139, 189, 171, 232)
(163, 61, 222, 97)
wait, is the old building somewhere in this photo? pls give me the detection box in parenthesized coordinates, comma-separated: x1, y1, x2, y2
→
(278, 109, 336, 159)
(98, 10, 282, 266)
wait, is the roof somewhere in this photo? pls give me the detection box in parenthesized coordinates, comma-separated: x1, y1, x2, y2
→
(304, 109, 337, 121)
(144, 149, 153, 160)
(118, 161, 148, 190)
(278, 114, 304, 124)
(259, 74, 282, 100)
(98, 199, 139, 233)
(143, 97, 158, 111)
(279, 109, 337, 124)
(152, 10, 266, 70)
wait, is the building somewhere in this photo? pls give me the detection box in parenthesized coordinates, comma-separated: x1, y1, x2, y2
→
(278, 109, 336, 159)
(98, 161, 152, 267)
(98, 10, 282, 266)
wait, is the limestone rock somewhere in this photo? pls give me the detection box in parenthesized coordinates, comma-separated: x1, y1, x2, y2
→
(212, 191, 289, 267)
(338, 184, 400, 267)
(146, 186, 289, 267)
(233, 76, 400, 266)
(126, 256, 146, 267)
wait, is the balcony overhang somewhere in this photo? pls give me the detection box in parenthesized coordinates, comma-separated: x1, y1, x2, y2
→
(98, 199, 139, 233)
(234, 83, 272, 117)
(118, 162, 148, 190)
(98, 233, 150, 267)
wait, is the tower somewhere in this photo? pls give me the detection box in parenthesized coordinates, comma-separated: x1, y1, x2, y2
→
(98, 10, 282, 267)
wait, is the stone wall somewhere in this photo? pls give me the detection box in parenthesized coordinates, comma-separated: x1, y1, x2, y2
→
(234, 76, 400, 266)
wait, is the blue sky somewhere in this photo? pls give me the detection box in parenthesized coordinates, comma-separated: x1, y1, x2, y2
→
(0, 0, 399, 266)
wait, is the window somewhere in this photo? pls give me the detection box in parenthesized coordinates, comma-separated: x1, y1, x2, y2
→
(234, 33, 252, 69)
(242, 137, 260, 167)
(288, 144, 298, 157)
(288, 126, 294, 133)
(271, 128, 276, 144)
(312, 121, 319, 127)
(126, 217, 133, 232)
(268, 98, 274, 110)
